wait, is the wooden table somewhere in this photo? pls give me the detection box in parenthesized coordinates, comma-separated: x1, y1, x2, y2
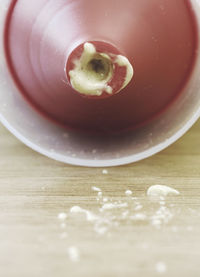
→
(0, 120, 200, 277)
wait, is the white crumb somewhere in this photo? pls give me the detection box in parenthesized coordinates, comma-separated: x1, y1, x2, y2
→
(67, 247, 80, 262)
(101, 202, 128, 210)
(70, 206, 84, 213)
(103, 197, 108, 202)
(134, 204, 143, 211)
(155, 262, 167, 274)
(159, 201, 166, 206)
(98, 191, 103, 197)
(151, 219, 162, 228)
(130, 213, 147, 221)
(122, 210, 129, 219)
(57, 213, 68, 220)
(151, 206, 173, 228)
(147, 185, 180, 197)
(125, 190, 133, 196)
(91, 186, 101, 192)
(70, 206, 113, 235)
(102, 169, 108, 175)
(85, 210, 98, 222)
(132, 197, 138, 200)
(70, 206, 97, 222)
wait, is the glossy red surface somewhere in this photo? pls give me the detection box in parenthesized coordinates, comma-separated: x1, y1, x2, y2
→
(4, 0, 198, 133)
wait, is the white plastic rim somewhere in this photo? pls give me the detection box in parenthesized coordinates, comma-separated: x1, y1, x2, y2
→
(0, 0, 200, 167)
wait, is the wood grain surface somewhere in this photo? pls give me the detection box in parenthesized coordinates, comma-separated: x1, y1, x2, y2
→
(0, 120, 200, 277)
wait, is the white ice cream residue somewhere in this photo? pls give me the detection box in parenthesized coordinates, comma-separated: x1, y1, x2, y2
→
(147, 185, 180, 197)
(115, 55, 134, 89)
(125, 190, 133, 196)
(67, 246, 80, 262)
(70, 206, 98, 222)
(91, 186, 101, 192)
(101, 202, 128, 211)
(60, 183, 181, 238)
(69, 42, 133, 96)
(69, 43, 113, 96)
(155, 262, 167, 274)
(57, 212, 68, 220)
(102, 169, 108, 175)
